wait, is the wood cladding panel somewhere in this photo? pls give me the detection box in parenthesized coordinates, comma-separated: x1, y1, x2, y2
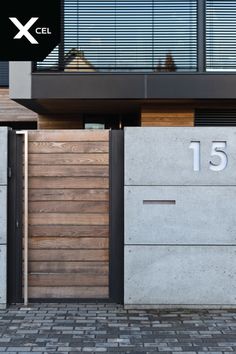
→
(141, 107, 194, 127)
(0, 88, 37, 122)
(28, 177, 109, 189)
(28, 165, 109, 177)
(28, 237, 108, 250)
(29, 274, 108, 287)
(29, 213, 109, 225)
(29, 141, 109, 154)
(29, 225, 109, 237)
(38, 115, 83, 130)
(29, 201, 109, 213)
(28, 130, 109, 142)
(28, 287, 108, 299)
(29, 261, 108, 273)
(28, 189, 109, 201)
(26, 130, 110, 299)
(28, 154, 109, 165)
(28, 249, 108, 262)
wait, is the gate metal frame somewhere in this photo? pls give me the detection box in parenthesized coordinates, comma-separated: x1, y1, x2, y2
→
(109, 130, 124, 304)
(7, 130, 23, 304)
(7, 129, 125, 304)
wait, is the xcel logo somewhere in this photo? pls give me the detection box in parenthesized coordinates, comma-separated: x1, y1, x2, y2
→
(9, 17, 52, 44)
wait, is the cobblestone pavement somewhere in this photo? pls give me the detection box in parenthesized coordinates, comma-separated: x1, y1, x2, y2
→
(0, 303, 235, 353)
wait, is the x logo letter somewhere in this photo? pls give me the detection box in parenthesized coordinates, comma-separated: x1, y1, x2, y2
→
(9, 17, 39, 44)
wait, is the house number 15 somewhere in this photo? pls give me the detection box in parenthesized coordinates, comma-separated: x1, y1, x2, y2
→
(189, 141, 228, 172)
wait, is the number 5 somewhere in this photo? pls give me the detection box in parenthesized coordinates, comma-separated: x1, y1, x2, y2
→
(209, 142, 228, 171)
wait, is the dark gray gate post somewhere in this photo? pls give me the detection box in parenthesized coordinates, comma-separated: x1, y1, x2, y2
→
(109, 130, 124, 304)
(7, 130, 22, 304)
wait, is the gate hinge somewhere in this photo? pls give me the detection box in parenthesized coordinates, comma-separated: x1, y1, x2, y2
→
(8, 167, 12, 179)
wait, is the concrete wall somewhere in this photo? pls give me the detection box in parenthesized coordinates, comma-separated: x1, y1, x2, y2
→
(9, 62, 32, 99)
(0, 128, 8, 308)
(125, 127, 236, 308)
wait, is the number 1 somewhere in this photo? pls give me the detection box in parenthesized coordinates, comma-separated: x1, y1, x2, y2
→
(189, 141, 200, 171)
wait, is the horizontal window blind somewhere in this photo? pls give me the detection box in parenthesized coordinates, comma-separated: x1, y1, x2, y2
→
(195, 109, 236, 126)
(0, 62, 9, 87)
(206, 1, 236, 71)
(36, 0, 197, 72)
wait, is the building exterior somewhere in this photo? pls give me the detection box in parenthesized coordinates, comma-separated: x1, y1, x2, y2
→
(2, 0, 236, 306)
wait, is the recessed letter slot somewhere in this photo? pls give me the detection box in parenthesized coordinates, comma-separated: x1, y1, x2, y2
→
(143, 200, 176, 205)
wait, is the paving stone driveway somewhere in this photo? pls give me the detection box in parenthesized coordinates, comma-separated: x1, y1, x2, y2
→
(0, 303, 235, 353)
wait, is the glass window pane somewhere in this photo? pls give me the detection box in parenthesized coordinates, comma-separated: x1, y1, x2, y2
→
(206, 0, 236, 72)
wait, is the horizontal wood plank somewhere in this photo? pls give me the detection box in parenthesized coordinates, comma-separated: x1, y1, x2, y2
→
(29, 225, 109, 237)
(142, 118, 194, 127)
(28, 274, 108, 287)
(28, 165, 109, 177)
(29, 249, 109, 261)
(29, 177, 109, 189)
(29, 261, 108, 274)
(28, 154, 109, 165)
(29, 213, 109, 225)
(29, 201, 109, 213)
(28, 237, 108, 249)
(28, 189, 109, 201)
(28, 130, 109, 142)
(29, 141, 109, 154)
(28, 286, 109, 299)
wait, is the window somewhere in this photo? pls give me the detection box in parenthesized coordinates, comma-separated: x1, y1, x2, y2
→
(37, 0, 197, 72)
(0, 62, 9, 86)
(206, 1, 236, 71)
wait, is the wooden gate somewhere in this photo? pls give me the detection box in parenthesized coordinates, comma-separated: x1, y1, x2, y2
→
(26, 130, 109, 299)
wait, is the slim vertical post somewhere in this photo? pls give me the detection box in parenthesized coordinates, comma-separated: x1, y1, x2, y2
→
(198, 0, 206, 72)
(59, 0, 65, 71)
(16, 131, 29, 306)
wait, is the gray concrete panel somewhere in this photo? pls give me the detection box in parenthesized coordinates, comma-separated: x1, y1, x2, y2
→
(125, 246, 236, 305)
(0, 128, 8, 186)
(9, 62, 32, 99)
(0, 245, 6, 307)
(125, 127, 236, 186)
(0, 187, 7, 245)
(125, 186, 236, 245)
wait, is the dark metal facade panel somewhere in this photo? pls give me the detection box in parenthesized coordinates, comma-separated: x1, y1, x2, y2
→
(32, 73, 236, 100)
(32, 74, 145, 99)
(147, 74, 236, 99)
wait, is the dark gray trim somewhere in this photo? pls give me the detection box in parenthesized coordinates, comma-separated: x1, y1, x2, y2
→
(59, 0, 65, 71)
(109, 130, 124, 304)
(31, 73, 236, 100)
(197, 0, 206, 72)
(7, 131, 23, 304)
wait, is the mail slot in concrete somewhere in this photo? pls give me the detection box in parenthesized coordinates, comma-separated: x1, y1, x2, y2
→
(125, 127, 236, 308)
